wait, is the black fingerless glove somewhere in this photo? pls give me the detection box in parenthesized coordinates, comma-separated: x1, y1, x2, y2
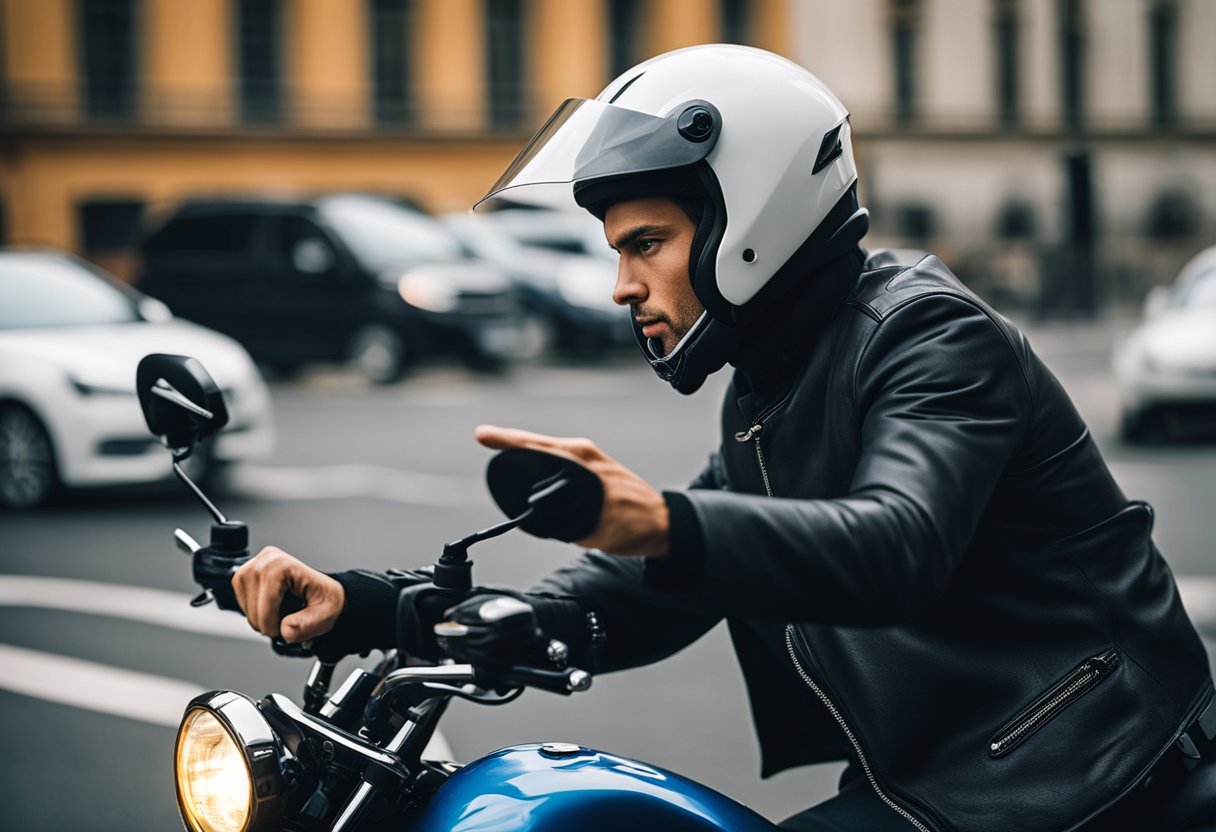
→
(315, 568, 432, 661)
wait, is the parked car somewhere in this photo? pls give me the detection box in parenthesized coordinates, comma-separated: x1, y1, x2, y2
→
(480, 207, 617, 263)
(0, 249, 274, 509)
(136, 194, 532, 383)
(442, 212, 631, 354)
(1114, 244, 1216, 441)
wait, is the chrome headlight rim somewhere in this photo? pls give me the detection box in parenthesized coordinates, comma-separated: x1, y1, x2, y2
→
(174, 690, 285, 832)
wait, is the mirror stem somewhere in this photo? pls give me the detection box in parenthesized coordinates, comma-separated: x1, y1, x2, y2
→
(434, 506, 535, 591)
(172, 459, 227, 525)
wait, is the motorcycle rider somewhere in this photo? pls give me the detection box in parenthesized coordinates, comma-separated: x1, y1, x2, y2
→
(234, 45, 1214, 830)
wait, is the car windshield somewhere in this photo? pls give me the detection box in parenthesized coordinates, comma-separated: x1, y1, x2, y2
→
(0, 253, 141, 330)
(444, 216, 524, 265)
(1174, 267, 1216, 310)
(318, 196, 464, 273)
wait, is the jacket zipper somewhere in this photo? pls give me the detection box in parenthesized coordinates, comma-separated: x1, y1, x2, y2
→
(734, 422, 773, 495)
(732, 390, 791, 495)
(784, 627, 932, 832)
(736, 408, 931, 832)
(988, 649, 1120, 759)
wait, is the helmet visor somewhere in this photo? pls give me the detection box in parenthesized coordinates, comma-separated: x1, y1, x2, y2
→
(474, 98, 718, 212)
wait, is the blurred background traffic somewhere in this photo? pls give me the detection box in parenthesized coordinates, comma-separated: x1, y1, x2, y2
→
(2, 1, 1216, 829)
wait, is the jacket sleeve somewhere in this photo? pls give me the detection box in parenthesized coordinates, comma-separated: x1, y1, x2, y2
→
(680, 294, 1033, 624)
(527, 453, 728, 672)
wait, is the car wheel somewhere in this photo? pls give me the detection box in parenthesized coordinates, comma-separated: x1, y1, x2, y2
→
(347, 325, 407, 384)
(0, 404, 58, 509)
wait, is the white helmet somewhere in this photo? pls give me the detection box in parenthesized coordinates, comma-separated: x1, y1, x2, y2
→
(476, 44, 869, 393)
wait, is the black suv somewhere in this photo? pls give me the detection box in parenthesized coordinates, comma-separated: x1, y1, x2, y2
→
(136, 194, 528, 382)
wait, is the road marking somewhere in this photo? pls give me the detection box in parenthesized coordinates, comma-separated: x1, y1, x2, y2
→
(0, 642, 456, 759)
(0, 641, 206, 727)
(229, 464, 481, 506)
(0, 576, 458, 758)
(0, 575, 263, 641)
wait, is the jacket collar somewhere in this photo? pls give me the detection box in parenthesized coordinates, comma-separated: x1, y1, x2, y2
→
(730, 247, 865, 401)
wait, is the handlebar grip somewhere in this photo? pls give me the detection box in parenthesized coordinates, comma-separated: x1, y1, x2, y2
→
(270, 592, 313, 657)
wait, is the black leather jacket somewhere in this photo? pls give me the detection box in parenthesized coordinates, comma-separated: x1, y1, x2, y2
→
(530, 251, 1213, 831)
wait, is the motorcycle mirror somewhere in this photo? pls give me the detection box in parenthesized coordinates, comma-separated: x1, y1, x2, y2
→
(486, 448, 603, 542)
(136, 354, 229, 450)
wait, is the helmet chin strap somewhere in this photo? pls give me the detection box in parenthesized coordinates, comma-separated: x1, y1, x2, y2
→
(633, 310, 741, 395)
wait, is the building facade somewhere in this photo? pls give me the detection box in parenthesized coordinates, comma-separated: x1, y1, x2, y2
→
(794, 0, 1216, 312)
(0, 0, 788, 276)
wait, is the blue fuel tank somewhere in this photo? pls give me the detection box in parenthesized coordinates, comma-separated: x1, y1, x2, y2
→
(409, 743, 780, 832)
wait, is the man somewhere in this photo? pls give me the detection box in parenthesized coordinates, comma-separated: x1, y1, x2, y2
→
(234, 45, 1213, 830)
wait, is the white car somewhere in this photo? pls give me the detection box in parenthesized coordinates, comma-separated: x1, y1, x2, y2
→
(0, 249, 274, 509)
(1114, 245, 1216, 442)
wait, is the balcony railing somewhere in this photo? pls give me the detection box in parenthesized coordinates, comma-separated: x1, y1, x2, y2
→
(0, 81, 530, 137)
(1, 81, 1213, 141)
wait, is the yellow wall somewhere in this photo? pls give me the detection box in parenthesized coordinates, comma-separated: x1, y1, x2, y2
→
(647, 0, 720, 56)
(415, 0, 485, 131)
(2, 0, 78, 120)
(144, 0, 231, 126)
(532, 0, 608, 113)
(289, 0, 369, 129)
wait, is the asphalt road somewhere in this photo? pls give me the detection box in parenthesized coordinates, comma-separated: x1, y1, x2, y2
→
(1, 319, 1214, 831)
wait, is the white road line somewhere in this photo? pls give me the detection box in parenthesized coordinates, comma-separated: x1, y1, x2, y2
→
(0, 642, 456, 759)
(0, 641, 206, 727)
(0, 575, 262, 641)
(0, 576, 457, 758)
(229, 464, 481, 506)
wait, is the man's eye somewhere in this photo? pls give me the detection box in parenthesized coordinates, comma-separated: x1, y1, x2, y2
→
(638, 239, 657, 253)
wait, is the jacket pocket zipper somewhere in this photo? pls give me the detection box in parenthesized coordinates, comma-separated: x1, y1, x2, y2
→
(988, 649, 1120, 759)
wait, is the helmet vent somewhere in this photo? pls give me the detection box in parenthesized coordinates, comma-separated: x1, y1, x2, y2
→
(812, 124, 844, 175)
(607, 71, 645, 104)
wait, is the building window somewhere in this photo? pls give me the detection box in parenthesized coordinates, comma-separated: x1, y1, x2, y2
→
(896, 201, 937, 245)
(78, 0, 138, 121)
(236, 0, 283, 125)
(720, 0, 751, 45)
(370, 0, 414, 126)
(889, 0, 921, 126)
(607, 0, 642, 79)
(78, 198, 145, 252)
(1148, 0, 1178, 128)
(485, 0, 526, 128)
(993, 0, 1020, 128)
(1058, 0, 1084, 132)
(1145, 189, 1199, 242)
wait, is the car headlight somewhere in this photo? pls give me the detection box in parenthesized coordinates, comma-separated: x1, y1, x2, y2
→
(175, 692, 284, 832)
(397, 273, 458, 313)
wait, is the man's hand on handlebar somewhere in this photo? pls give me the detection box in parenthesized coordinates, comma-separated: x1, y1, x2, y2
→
(232, 546, 345, 644)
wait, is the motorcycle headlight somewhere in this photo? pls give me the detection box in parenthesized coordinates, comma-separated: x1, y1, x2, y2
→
(175, 692, 284, 832)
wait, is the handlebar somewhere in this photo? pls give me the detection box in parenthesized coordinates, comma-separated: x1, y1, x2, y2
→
(374, 662, 592, 697)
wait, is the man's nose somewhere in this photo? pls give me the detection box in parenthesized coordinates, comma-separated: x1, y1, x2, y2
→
(613, 262, 647, 307)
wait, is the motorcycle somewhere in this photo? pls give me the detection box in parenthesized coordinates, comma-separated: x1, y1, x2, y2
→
(136, 353, 1216, 832)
